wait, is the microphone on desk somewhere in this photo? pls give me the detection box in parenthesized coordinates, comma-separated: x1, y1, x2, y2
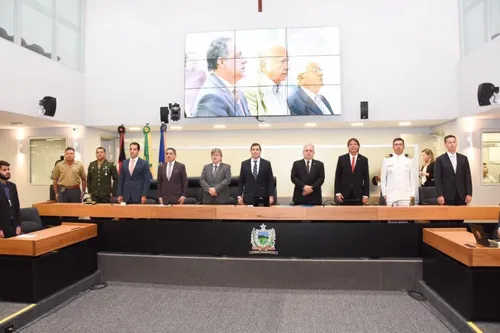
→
(322, 200, 335, 206)
(391, 199, 415, 207)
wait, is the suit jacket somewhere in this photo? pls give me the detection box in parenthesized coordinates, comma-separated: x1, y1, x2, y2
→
(334, 154, 370, 200)
(434, 153, 472, 202)
(238, 158, 274, 205)
(420, 161, 435, 187)
(200, 163, 232, 204)
(0, 182, 21, 237)
(243, 71, 289, 116)
(192, 74, 250, 117)
(117, 158, 152, 204)
(290, 159, 325, 205)
(288, 87, 334, 116)
(157, 161, 188, 204)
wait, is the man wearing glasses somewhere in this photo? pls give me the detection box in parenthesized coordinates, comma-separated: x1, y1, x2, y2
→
(288, 62, 335, 116)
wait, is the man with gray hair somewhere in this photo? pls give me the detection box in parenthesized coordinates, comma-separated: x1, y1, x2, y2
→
(243, 45, 290, 116)
(200, 148, 232, 204)
(290, 144, 325, 205)
(192, 37, 250, 117)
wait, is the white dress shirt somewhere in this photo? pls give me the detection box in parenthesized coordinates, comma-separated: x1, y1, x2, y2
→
(251, 158, 261, 175)
(166, 160, 175, 179)
(129, 156, 139, 174)
(216, 74, 244, 113)
(447, 152, 457, 173)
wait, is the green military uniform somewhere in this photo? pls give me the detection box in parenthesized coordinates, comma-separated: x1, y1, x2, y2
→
(87, 160, 118, 203)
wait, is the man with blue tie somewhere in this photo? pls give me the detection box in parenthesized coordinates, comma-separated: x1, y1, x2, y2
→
(434, 135, 472, 206)
(117, 142, 152, 204)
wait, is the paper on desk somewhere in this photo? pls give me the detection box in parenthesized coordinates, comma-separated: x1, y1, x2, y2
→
(16, 234, 37, 238)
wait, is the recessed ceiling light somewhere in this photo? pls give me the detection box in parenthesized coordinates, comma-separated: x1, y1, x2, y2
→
(170, 125, 183, 130)
(351, 122, 364, 127)
(304, 123, 317, 127)
(128, 127, 141, 131)
(258, 123, 271, 128)
(399, 122, 412, 126)
(213, 124, 226, 129)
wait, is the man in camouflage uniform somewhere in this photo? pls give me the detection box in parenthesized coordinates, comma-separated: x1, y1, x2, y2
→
(87, 147, 118, 203)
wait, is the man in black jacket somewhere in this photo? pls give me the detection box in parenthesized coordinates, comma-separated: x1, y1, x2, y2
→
(238, 143, 275, 205)
(0, 160, 21, 238)
(434, 135, 472, 206)
(334, 138, 370, 205)
(291, 144, 325, 205)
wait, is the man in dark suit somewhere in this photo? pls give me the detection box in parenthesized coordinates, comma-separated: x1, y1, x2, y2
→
(157, 148, 188, 205)
(237, 143, 275, 205)
(191, 37, 250, 117)
(335, 138, 370, 205)
(0, 160, 21, 238)
(288, 62, 335, 116)
(290, 144, 325, 205)
(117, 142, 152, 204)
(200, 148, 232, 204)
(434, 135, 472, 206)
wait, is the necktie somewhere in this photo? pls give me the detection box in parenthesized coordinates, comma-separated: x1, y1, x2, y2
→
(129, 159, 135, 175)
(167, 163, 172, 180)
(351, 156, 355, 172)
(450, 154, 457, 173)
(306, 160, 310, 174)
(213, 165, 218, 177)
(314, 95, 330, 115)
(253, 160, 258, 179)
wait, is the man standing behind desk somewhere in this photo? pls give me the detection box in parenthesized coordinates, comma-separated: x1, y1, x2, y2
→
(87, 147, 118, 203)
(117, 142, 152, 204)
(238, 143, 275, 205)
(200, 148, 232, 204)
(335, 138, 369, 205)
(291, 144, 325, 205)
(52, 147, 86, 203)
(381, 138, 416, 206)
(0, 161, 21, 238)
(157, 148, 188, 205)
(434, 135, 472, 206)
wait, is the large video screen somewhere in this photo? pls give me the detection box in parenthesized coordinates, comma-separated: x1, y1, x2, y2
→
(184, 27, 341, 118)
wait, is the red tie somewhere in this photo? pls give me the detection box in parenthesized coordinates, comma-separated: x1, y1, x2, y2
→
(351, 156, 355, 172)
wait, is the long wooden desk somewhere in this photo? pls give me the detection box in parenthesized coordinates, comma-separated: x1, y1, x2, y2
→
(422, 228, 500, 321)
(33, 202, 500, 221)
(0, 223, 97, 256)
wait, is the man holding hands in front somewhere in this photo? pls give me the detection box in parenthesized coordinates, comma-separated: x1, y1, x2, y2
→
(290, 144, 325, 205)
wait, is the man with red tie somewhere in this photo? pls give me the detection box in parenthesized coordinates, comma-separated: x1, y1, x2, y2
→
(334, 138, 370, 205)
(117, 142, 152, 204)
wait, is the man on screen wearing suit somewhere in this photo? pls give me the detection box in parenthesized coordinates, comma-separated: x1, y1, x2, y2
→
(238, 143, 275, 205)
(291, 144, 325, 205)
(192, 37, 250, 117)
(117, 142, 152, 204)
(158, 148, 188, 205)
(434, 135, 472, 206)
(335, 138, 369, 205)
(200, 148, 232, 204)
(288, 62, 335, 116)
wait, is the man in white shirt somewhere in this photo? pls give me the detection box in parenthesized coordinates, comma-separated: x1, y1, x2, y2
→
(380, 138, 416, 206)
(288, 62, 335, 116)
(243, 45, 290, 116)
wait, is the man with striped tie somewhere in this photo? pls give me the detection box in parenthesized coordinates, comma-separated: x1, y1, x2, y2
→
(237, 143, 275, 206)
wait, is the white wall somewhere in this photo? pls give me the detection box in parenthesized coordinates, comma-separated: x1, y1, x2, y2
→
(84, 0, 460, 127)
(0, 38, 86, 125)
(432, 117, 500, 205)
(457, 37, 500, 116)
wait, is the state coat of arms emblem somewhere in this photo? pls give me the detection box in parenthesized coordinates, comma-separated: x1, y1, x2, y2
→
(250, 224, 277, 255)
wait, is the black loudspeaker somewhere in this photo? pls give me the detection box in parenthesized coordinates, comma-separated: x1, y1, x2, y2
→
(160, 106, 169, 123)
(39, 96, 57, 116)
(478, 83, 499, 106)
(360, 101, 368, 119)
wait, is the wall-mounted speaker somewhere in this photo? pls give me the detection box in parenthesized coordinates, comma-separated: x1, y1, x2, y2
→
(160, 106, 169, 123)
(39, 96, 57, 117)
(360, 101, 368, 119)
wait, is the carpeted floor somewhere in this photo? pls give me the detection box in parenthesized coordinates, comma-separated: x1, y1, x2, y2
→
(18, 282, 458, 333)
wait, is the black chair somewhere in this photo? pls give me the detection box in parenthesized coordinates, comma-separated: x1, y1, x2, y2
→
(20, 208, 43, 233)
(418, 186, 438, 205)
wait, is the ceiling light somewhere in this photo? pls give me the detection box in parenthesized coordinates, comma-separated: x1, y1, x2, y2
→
(351, 122, 364, 127)
(170, 126, 183, 130)
(398, 122, 412, 126)
(258, 123, 271, 128)
(213, 124, 226, 129)
(128, 127, 141, 131)
(304, 123, 317, 128)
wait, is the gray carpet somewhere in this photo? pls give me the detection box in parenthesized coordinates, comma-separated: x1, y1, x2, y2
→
(477, 322, 500, 333)
(19, 282, 457, 333)
(0, 302, 29, 320)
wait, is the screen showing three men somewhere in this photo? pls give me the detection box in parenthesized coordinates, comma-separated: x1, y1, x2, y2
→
(185, 27, 341, 117)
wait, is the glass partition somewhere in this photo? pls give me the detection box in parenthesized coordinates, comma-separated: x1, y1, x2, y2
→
(481, 131, 500, 185)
